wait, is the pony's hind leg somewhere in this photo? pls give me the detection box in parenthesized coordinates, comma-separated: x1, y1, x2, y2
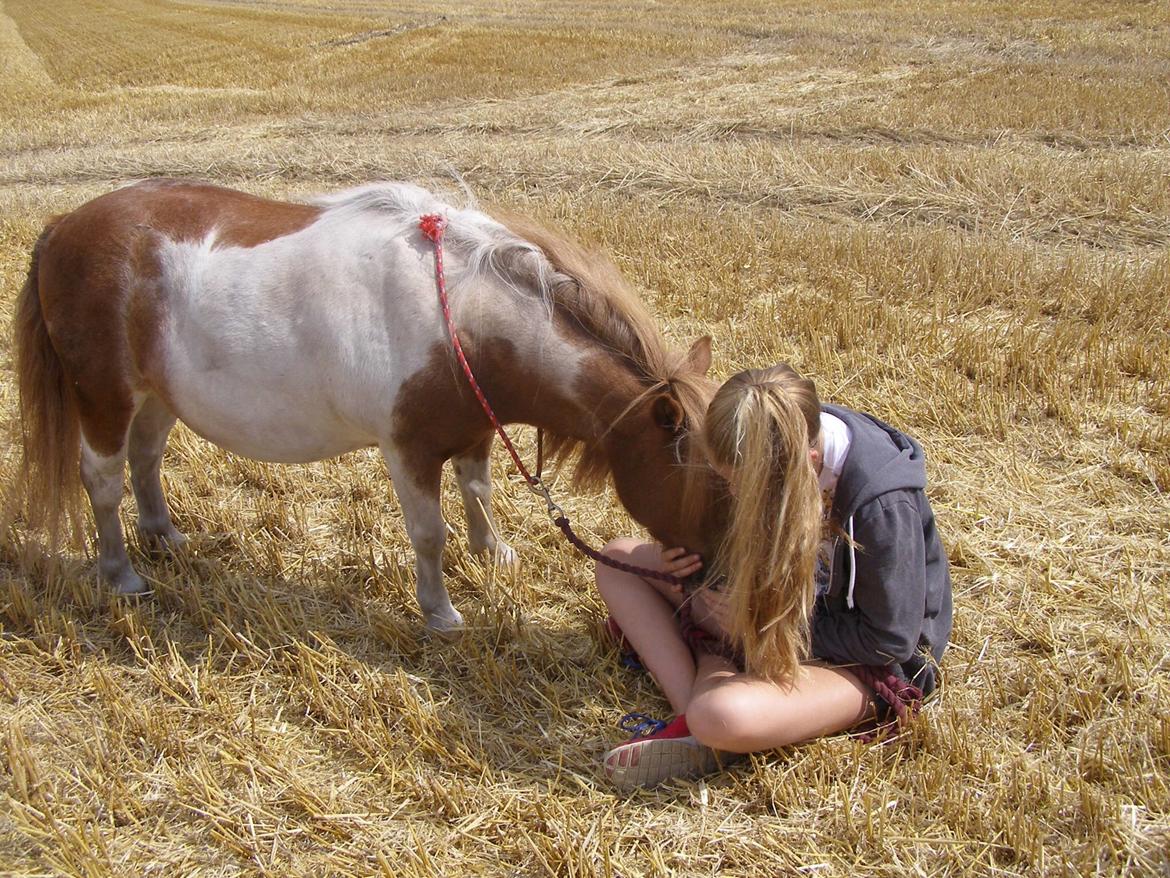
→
(452, 437, 516, 565)
(80, 434, 148, 595)
(381, 444, 463, 632)
(128, 395, 186, 551)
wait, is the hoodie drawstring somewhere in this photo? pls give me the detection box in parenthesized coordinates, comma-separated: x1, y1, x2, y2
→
(846, 515, 857, 610)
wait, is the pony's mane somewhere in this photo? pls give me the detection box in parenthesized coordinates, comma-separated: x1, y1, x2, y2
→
(312, 183, 557, 299)
(313, 184, 713, 507)
(311, 182, 450, 217)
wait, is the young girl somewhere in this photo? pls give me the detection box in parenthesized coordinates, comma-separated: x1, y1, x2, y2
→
(596, 363, 952, 789)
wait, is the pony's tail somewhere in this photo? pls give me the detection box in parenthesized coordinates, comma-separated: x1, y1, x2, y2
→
(12, 218, 82, 550)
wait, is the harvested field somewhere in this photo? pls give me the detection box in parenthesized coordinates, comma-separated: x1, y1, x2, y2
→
(1, 1, 1168, 875)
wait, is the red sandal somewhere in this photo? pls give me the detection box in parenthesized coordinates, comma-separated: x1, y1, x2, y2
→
(602, 713, 724, 789)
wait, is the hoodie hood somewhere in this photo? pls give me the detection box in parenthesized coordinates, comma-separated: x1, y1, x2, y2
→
(822, 404, 926, 521)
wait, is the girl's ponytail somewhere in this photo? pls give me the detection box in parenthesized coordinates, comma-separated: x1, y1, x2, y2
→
(705, 365, 823, 684)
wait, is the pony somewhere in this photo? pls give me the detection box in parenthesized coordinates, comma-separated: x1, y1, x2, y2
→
(14, 178, 721, 630)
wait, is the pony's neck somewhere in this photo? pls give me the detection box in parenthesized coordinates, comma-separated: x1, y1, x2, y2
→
(519, 341, 712, 546)
(529, 347, 647, 445)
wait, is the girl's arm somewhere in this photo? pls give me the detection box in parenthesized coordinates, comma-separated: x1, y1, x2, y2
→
(811, 493, 928, 667)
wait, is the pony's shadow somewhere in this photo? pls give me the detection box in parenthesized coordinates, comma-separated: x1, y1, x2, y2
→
(1, 531, 648, 795)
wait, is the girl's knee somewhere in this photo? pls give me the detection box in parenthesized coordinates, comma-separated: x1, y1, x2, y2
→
(686, 687, 765, 753)
(600, 537, 647, 558)
(594, 538, 655, 586)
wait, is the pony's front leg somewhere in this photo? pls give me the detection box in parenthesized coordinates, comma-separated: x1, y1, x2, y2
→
(381, 445, 463, 632)
(452, 437, 516, 565)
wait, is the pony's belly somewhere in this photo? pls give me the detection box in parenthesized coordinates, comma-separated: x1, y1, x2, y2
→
(171, 391, 376, 464)
(193, 426, 369, 464)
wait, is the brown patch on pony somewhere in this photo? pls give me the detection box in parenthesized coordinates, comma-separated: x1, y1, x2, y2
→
(16, 179, 324, 544)
(126, 231, 170, 405)
(391, 340, 496, 484)
(53, 180, 322, 429)
(38, 195, 144, 457)
(391, 331, 623, 485)
(113, 178, 323, 248)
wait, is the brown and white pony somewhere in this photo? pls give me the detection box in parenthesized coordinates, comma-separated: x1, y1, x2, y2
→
(15, 179, 720, 630)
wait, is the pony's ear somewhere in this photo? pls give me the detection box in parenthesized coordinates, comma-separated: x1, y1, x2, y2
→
(653, 392, 686, 435)
(686, 335, 712, 376)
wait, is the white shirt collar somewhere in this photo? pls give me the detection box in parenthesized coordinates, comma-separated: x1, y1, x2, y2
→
(818, 411, 851, 495)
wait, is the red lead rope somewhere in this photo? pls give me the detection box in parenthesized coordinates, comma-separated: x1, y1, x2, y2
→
(419, 213, 685, 588)
(420, 213, 536, 486)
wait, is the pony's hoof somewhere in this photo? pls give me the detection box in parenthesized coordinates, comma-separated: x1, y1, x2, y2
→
(110, 570, 152, 596)
(492, 543, 518, 567)
(425, 609, 465, 636)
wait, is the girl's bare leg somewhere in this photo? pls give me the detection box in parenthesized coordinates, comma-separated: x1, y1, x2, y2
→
(594, 539, 695, 713)
(596, 541, 872, 754)
(685, 650, 875, 752)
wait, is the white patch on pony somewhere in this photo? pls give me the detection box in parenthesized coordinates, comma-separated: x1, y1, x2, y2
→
(313, 182, 557, 312)
(152, 186, 585, 463)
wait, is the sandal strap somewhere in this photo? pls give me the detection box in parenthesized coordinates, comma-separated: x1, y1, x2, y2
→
(617, 711, 667, 737)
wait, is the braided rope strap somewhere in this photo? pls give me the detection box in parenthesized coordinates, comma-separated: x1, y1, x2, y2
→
(419, 213, 687, 590)
(420, 213, 534, 482)
(552, 516, 686, 587)
(676, 601, 743, 666)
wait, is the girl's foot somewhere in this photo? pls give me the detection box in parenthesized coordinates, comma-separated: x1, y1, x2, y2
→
(602, 713, 723, 789)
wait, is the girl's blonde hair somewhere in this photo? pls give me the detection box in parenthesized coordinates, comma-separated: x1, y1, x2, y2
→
(704, 364, 823, 684)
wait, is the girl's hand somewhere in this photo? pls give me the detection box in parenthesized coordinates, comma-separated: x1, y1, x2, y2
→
(660, 546, 702, 593)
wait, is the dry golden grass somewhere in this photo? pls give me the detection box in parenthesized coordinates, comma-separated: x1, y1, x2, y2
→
(1, 0, 1168, 875)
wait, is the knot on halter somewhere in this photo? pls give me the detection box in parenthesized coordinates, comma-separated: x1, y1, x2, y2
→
(419, 213, 447, 243)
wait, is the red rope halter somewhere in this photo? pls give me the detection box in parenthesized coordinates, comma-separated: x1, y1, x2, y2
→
(419, 213, 685, 588)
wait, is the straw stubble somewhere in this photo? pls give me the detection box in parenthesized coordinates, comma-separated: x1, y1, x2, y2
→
(1, 1, 1167, 876)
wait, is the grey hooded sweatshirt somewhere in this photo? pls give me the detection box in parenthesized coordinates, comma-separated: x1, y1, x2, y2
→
(812, 405, 952, 695)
